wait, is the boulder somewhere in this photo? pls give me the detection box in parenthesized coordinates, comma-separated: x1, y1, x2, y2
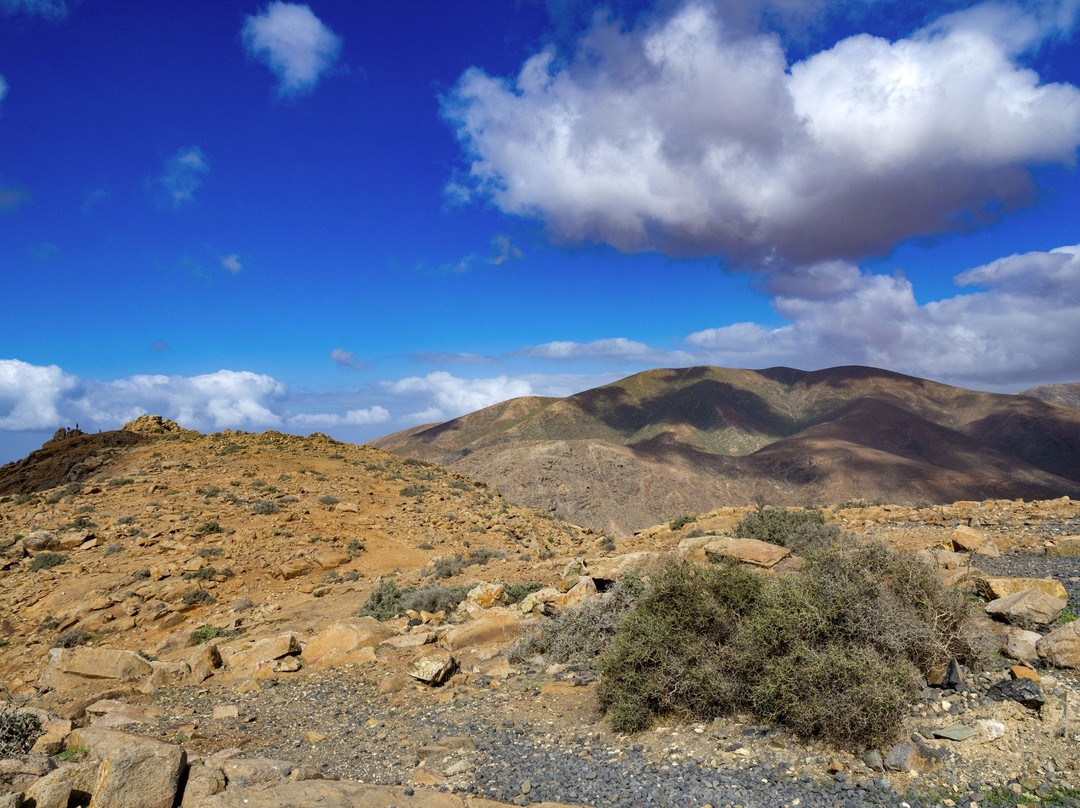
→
(1037, 621, 1080, 668)
(1001, 628, 1043, 664)
(219, 758, 323, 789)
(313, 549, 351, 569)
(23, 530, 59, 551)
(277, 559, 312, 580)
(66, 727, 186, 808)
(409, 651, 457, 685)
(23, 761, 97, 808)
(54, 647, 154, 682)
(442, 611, 522, 651)
(187, 643, 223, 682)
(465, 582, 507, 609)
(976, 575, 1067, 602)
(222, 635, 300, 673)
(702, 537, 791, 568)
(180, 762, 227, 805)
(301, 618, 395, 668)
(988, 678, 1045, 710)
(984, 589, 1067, 628)
(951, 525, 985, 553)
(1046, 537, 1080, 557)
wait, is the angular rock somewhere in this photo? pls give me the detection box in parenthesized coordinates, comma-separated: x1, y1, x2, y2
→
(23, 761, 97, 808)
(222, 635, 300, 673)
(187, 643, 223, 682)
(24, 530, 59, 551)
(976, 719, 1005, 741)
(951, 525, 985, 553)
(277, 559, 312, 580)
(883, 741, 921, 772)
(313, 549, 351, 570)
(702, 537, 791, 568)
(409, 651, 457, 685)
(1001, 628, 1043, 664)
(932, 724, 978, 742)
(465, 582, 506, 609)
(988, 677, 1045, 710)
(66, 727, 186, 808)
(977, 575, 1068, 602)
(442, 611, 522, 651)
(985, 589, 1067, 628)
(1036, 620, 1080, 668)
(54, 647, 154, 682)
(180, 762, 226, 805)
(300, 618, 395, 668)
(1047, 536, 1080, 557)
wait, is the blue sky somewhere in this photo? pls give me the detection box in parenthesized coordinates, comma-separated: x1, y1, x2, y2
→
(1, 0, 1079, 463)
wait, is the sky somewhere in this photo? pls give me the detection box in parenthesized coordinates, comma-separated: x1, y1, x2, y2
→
(1, 0, 1079, 463)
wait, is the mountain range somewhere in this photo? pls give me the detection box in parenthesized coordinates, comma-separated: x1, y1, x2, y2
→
(373, 365, 1080, 535)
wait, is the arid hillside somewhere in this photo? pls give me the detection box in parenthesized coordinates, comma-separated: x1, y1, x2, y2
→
(374, 365, 1080, 535)
(1022, 382, 1080, 409)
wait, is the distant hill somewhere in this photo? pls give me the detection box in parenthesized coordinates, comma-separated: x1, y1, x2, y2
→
(373, 366, 1080, 535)
(1020, 382, 1080, 410)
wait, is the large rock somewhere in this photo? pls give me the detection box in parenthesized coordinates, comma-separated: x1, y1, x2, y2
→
(521, 577, 598, 614)
(951, 525, 986, 553)
(1037, 621, 1080, 668)
(977, 576, 1068, 602)
(221, 635, 301, 674)
(53, 647, 154, 682)
(301, 618, 395, 668)
(465, 582, 507, 609)
(23, 530, 59, 551)
(442, 611, 522, 651)
(409, 651, 457, 685)
(23, 761, 97, 808)
(66, 728, 186, 808)
(984, 589, 1067, 628)
(1001, 628, 1043, 664)
(702, 537, 791, 568)
(1047, 537, 1080, 557)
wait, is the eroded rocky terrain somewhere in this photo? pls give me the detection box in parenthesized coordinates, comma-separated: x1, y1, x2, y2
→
(1, 419, 1080, 807)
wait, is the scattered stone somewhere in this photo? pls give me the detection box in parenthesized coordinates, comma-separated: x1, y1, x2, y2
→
(66, 727, 187, 808)
(977, 575, 1068, 602)
(1036, 620, 1080, 668)
(1001, 628, 1043, 665)
(408, 651, 457, 685)
(985, 589, 1067, 627)
(933, 724, 979, 742)
(988, 677, 1046, 710)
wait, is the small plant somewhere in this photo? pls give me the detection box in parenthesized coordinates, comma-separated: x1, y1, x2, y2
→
(13, 494, 35, 506)
(328, 453, 344, 460)
(57, 743, 90, 761)
(1059, 606, 1078, 625)
(56, 627, 90, 648)
(358, 580, 407, 621)
(668, 514, 697, 531)
(418, 542, 434, 550)
(402, 584, 471, 614)
(250, 500, 279, 515)
(182, 588, 215, 606)
(103, 542, 125, 557)
(346, 539, 365, 556)
(106, 477, 134, 488)
(504, 581, 544, 605)
(0, 697, 41, 758)
(429, 554, 465, 579)
(29, 552, 68, 572)
(67, 515, 95, 531)
(116, 515, 136, 525)
(732, 505, 826, 546)
(197, 547, 223, 559)
(318, 494, 340, 507)
(189, 625, 240, 644)
(195, 521, 223, 536)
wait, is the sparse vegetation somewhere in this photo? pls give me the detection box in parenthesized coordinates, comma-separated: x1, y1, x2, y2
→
(0, 695, 41, 758)
(732, 505, 826, 546)
(668, 514, 697, 531)
(402, 584, 471, 614)
(250, 499, 279, 515)
(358, 580, 407, 621)
(56, 627, 90, 648)
(195, 520, 223, 536)
(318, 494, 340, 507)
(103, 542, 125, 557)
(182, 588, 215, 606)
(346, 539, 365, 555)
(399, 484, 427, 498)
(29, 552, 67, 572)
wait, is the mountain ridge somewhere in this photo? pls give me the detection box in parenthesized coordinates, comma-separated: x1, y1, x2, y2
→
(373, 365, 1080, 534)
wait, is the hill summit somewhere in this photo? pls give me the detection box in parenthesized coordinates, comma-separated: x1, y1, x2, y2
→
(373, 365, 1080, 535)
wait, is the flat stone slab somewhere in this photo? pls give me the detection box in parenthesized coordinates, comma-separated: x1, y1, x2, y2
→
(703, 537, 791, 568)
(933, 724, 979, 742)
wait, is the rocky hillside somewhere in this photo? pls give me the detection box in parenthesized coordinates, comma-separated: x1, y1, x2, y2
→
(1022, 383, 1080, 410)
(374, 365, 1080, 535)
(2, 420, 1080, 807)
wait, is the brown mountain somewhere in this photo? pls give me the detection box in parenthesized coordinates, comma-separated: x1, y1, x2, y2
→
(372, 365, 1080, 534)
(1021, 382, 1080, 409)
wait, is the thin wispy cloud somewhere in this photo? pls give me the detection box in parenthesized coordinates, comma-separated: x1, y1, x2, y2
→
(446, 1, 1080, 267)
(242, 2, 342, 98)
(221, 254, 243, 274)
(158, 147, 209, 208)
(516, 337, 694, 365)
(0, 0, 71, 18)
(330, 347, 366, 370)
(0, 182, 29, 213)
(81, 187, 110, 214)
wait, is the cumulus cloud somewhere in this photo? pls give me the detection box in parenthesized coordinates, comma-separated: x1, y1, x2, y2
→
(516, 337, 694, 365)
(445, 1, 1080, 265)
(242, 2, 342, 98)
(383, 372, 535, 424)
(686, 244, 1080, 388)
(158, 147, 209, 207)
(0, 360, 79, 430)
(221, 254, 242, 274)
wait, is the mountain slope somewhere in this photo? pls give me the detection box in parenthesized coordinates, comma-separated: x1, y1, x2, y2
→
(373, 366, 1080, 534)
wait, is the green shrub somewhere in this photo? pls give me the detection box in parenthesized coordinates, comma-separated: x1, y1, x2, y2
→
(197, 546, 223, 558)
(668, 514, 697, 531)
(29, 552, 67, 572)
(346, 539, 365, 555)
(430, 553, 465, 579)
(402, 585, 470, 614)
(732, 506, 825, 546)
(250, 500, 279, 515)
(182, 588, 215, 606)
(318, 494, 340, 506)
(196, 520, 223, 536)
(0, 700, 41, 758)
(595, 542, 990, 749)
(56, 627, 89, 648)
(106, 477, 134, 488)
(399, 484, 427, 498)
(512, 574, 647, 666)
(504, 581, 543, 604)
(359, 580, 408, 620)
(102, 542, 125, 557)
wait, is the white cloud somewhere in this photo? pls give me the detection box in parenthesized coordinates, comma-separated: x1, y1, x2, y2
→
(221, 254, 242, 273)
(686, 244, 1080, 388)
(242, 2, 342, 98)
(0, 360, 79, 430)
(158, 147, 209, 207)
(0, 75, 7, 105)
(288, 407, 390, 428)
(330, 347, 366, 370)
(516, 337, 694, 365)
(383, 372, 535, 424)
(445, 1, 1080, 265)
(0, 0, 70, 18)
